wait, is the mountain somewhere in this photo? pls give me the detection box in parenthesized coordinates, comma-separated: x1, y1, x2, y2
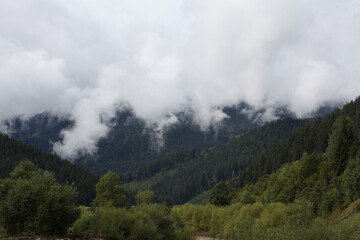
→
(125, 118, 309, 204)
(3, 104, 267, 176)
(230, 97, 360, 189)
(3, 112, 72, 153)
(0, 133, 98, 205)
(2, 103, 337, 204)
(218, 97, 360, 218)
(124, 100, 357, 204)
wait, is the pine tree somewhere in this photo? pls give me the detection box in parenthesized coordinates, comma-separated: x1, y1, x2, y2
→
(326, 116, 359, 175)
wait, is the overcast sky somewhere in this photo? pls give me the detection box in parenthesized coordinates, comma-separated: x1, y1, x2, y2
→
(1, 0, 360, 159)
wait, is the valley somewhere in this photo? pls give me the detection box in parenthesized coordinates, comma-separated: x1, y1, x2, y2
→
(1, 98, 360, 239)
(1, 1, 359, 239)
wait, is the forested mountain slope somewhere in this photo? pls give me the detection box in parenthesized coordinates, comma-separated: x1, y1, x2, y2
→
(126, 98, 360, 204)
(172, 98, 360, 239)
(3, 101, 338, 205)
(222, 98, 360, 214)
(4, 104, 264, 176)
(231, 97, 360, 189)
(126, 118, 309, 204)
(0, 134, 98, 205)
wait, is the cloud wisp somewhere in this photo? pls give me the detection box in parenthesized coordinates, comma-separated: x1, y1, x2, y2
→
(1, 0, 360, 159)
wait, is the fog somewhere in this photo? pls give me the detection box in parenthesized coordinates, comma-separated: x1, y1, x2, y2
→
(1, 0, 359, 159)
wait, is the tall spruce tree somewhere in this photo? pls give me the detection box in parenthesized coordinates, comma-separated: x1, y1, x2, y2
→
(326, 116, 359, 175)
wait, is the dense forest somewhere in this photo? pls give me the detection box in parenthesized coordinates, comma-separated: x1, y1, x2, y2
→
(1, 98, 360, 239)
(231, 97, 360, 189)
(2, 113, 360, 240)
(5, 102, 338, 205)
(173, 100, 360, 240)
(0, 134, 98, 205)
(126, 118, 309, 204)
(6, 104, 297, 176)
(126, 98, 360, 204)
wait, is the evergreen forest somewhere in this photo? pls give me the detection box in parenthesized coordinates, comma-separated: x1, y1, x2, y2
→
(1, 98, 360, 239)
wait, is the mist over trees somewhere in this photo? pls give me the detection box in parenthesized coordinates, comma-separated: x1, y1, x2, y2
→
(2, 98, 360, 239)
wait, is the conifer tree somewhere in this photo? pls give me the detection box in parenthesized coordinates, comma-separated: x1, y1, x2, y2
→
(326, 116, 359, 175)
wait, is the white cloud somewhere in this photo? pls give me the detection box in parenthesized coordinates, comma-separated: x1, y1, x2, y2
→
(1, 0, 360, 159)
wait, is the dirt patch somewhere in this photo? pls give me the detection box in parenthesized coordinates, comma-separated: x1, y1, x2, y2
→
(195, 236, 223, 240)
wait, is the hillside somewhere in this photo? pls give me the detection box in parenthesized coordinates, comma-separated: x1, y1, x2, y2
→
(171, 97, 360, 240)
(0, 134, 98, 205)
(5, 105, 263, 176)
(127, 98, 360, 204)
(221, 99, 360, 214)
(230, 97, 360, 189)
(3, 101, 339, 205)
(126, 118, 309, 204)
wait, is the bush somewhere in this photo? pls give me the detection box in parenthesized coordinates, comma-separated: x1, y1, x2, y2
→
(75, 204, 192, 240)
(71, 207, 94, 236)
(256, 201, 313, 228)
(91, 206, 133, 240)
(132, 204, 176, 240)
(129, 211, 161, 240)
(0, 162, 80, 235)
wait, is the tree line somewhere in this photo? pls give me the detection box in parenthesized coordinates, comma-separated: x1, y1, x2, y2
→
(0, 162, 193, 239)
(126, 98, 360, 205)
(0, 133, 98, 205)
(172, 114, 360, 240)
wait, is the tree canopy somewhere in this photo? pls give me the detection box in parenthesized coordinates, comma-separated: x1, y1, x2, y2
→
(0, 161, 80, 235)
(92, 171, 128, 208)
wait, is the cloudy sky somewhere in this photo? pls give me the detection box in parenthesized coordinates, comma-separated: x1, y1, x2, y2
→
(1, 0, 360, 159)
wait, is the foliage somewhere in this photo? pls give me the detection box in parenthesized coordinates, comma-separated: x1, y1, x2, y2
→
(72, 175, 192, 239)
(342, 156, 360, 201)
(124, 98, 360, 204)
(326, 116, 359, 175)
(127, 118, 308, 204)
(10, 106, 261, 178)
(0, 133, 98, 205)
(91, 206, 133, 240)
(9, 160, 37, 179)
(174, 202, 360, 240)
(225, 112, 360, 216)
(128, 210, 161, 240)
(70, 206, 94, 236)
(70, 204, 193, 240)
(178, 100, 360, 239)
(0, 161, 80, 235)
(135, 190, 155, 204)
(209, 181, 230, 206)
(92, 171, 128, 208)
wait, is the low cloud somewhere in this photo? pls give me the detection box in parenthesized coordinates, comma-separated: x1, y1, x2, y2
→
(0, 0, 360, 159)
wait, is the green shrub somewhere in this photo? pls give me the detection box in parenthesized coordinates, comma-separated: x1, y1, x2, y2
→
(129, 211, 161, 240)
(0, 162, 80, 235)
(91, 206, 133, 240)
(132, 204, 176, 240)
(71, 207, 94, 235)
